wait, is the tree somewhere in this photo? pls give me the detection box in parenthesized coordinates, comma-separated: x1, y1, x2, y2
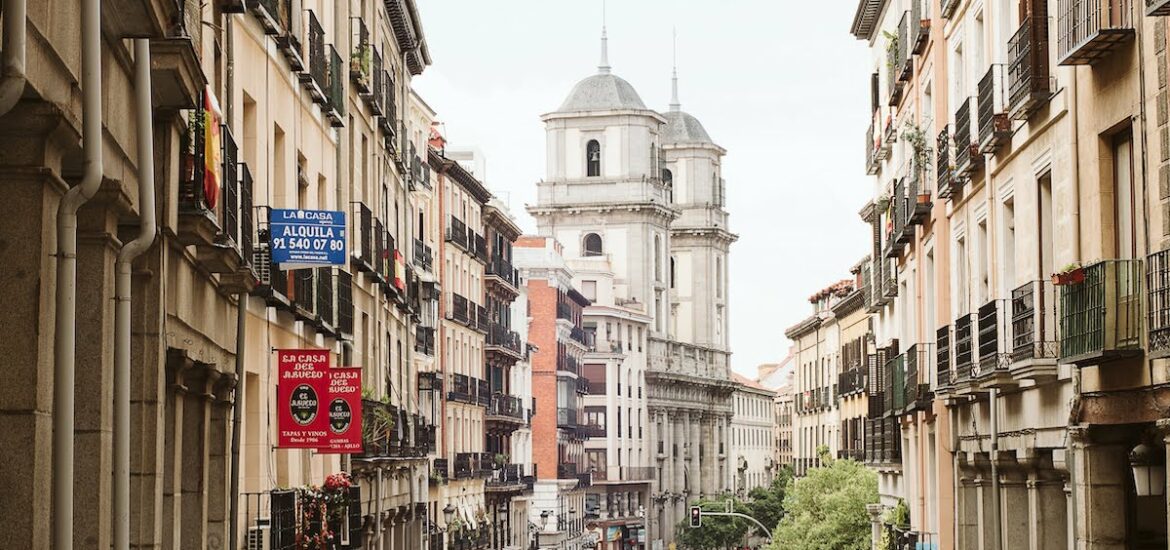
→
(674, 495, 750, 550)
(768, 454, 877, 550)
(745, 465, 793, 536)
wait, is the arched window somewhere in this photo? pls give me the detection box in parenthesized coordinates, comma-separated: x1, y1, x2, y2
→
(662, 169, 673, 202)
(583, 233, 603, 256)
(586, 140, 601, 177)
(670, 256, 676, 289)
(654, 236, 662, 282)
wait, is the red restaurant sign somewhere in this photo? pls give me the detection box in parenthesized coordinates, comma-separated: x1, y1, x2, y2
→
(276, 349, 362, 453)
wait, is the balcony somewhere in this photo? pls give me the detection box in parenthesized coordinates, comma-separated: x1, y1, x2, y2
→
(324, 45, 345, 127)
(885, 354, 906, 414)
(454, 452, 486, 480)
(414, 326, 435, 356)
(1008, 14, 1053, 120)
(936, 126, 960, 200)
(911, 0, 930, 54)
(887, 41, 906, 107)
(904, 344, 931, 410)
(942, 0, 961, 18)
(413, 238, 433, 272)
(446, 216, 469, 249)
(885, 180, 908, 259)
(1060, 259, 1143, 365)
(866, 121, 880, 176)
(906, 168, 932, 226)
(838, 368, 866, 397)
(379, 69, 396, 137)
(476, 378, 491, 407)
(429, 458, 450, 485)
(485, 463, 529, 493)
(896, 12, 913, 82)
(354, 400, 426, 461)
(977, 65, 1011, 154)
(936, 326, 952, 389)
(954, 98, 983, 178)
(350, 17, 371, 94)
(486, 256, 519, 295)
(1057, 0, 1134, 66)
(486, 324, 523, 360)
(1150, 0, 1170, 14)
(973, 300, 1015, 388)
(298, 11, 328, 104)
(475, 305, 490, 334)
(314, 267, 335, 335)
(953, 314, 975, 383)
(1010, 280, 1059, 379)
(448, 373, 473, 404)
(272, 0, 303, 71)
(556, 407, 578, 429)
(449, 293, 470, 325)
(351, 202, 375, 274)
(486, 393, 526, 425)
(1149, 250, 1170, 358)
(557, 462, 579, 479)
(592, 466, 656, 483)
(290, 268, 316, 323)
(336, 270, 354, 337)
(366, 50, 385, 116)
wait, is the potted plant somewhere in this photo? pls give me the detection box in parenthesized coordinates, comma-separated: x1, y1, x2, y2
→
(493, 453, 509, 469)
(1052, 263, 1085, 286)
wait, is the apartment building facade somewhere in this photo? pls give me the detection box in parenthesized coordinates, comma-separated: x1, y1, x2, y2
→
(850, 0, 1170, 547)
(730, 374, 778, 495)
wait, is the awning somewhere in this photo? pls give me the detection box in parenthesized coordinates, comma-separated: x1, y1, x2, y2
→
(461, 501, 476, 530)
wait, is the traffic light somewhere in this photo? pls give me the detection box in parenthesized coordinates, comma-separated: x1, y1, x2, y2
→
(689, 506, 702, 528)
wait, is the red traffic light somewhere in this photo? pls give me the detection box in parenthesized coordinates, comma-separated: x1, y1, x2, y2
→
(689, 506, 702, 528)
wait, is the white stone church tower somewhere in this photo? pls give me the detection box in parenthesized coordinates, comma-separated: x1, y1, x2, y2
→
(528, 28, 736, 548)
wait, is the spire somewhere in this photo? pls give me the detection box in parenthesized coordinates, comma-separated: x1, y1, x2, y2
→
(670, 28, 680, 111)
(598, 0, 611, 74)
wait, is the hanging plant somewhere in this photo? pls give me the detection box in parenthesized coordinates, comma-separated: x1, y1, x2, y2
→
(901, 122, 934, 185)
(883, 30, 900, 74)
(294, 472, 353, 550)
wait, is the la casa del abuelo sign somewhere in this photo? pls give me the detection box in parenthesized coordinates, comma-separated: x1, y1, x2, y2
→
(276, 349, 362, 453)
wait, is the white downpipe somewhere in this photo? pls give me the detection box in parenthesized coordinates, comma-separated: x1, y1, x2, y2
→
(0, 0, 27, 117)
(113, 38, 156, 550)
(53, 0, 103, 547)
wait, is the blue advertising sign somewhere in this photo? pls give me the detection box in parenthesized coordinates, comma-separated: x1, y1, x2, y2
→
(269, 208, 347, 267)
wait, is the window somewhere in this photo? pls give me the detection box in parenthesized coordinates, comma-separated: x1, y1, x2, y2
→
(583, 233, 603, 257)
(663, 169, 673, 202)
(582, 280, 597, 301)
(1114, 129, 1136, 259)
(586, 139, 601, 177)
(670, 256, 676, 289)
(654, 236, 662, 282)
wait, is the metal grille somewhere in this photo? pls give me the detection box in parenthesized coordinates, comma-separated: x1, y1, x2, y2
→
(1057, 0, 1133, 65)
(239, 164, 255, 270)
(357, 202, 372, 265)
(179, 100, 208, 212)
(954, 314, 973, 381)
(936, 326, 951, 388)
(327, 45, 345, 122)
(1012, 280, 1058, 360)
(316, 267, 334, 327)
(337, 269, 354, 336)
(370, 49, 384, 115)
(954, 98, 975, 173)
(305, 11, 327, 100)
(1008, 11, 1051, 118)
(1149, 250, 1170, 357)
(936, 126, 954, 198)
(977, 64, 1008, 150)
(221, 125, 240, 246)
(350, 17, 371, 93)
(1061, 259, 1143, 361)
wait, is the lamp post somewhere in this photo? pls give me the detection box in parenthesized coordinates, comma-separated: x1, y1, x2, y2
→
(532, 509, 550, 550)
(442, 503, 456, 550)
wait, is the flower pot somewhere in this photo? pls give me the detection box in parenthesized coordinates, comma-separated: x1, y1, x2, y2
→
(1052, 268, 1085, 286)
(917, 193, 932, 204)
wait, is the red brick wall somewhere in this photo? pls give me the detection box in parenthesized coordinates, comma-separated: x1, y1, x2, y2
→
(527, 278, 560, 480)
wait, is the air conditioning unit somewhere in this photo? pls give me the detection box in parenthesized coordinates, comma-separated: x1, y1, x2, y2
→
(246, 519, 270, 550)
(253, 244, 273, 285)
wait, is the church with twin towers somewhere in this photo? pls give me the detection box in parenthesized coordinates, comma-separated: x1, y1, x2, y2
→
(527, 23, 738, 545)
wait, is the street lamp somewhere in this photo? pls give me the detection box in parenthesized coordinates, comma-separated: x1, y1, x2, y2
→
(1129, 442, 1166, 497)
(442, 504, 457, 550)
(531, 510, 550, 550)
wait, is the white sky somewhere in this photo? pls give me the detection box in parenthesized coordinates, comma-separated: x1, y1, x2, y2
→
(413, 0, 874, 377)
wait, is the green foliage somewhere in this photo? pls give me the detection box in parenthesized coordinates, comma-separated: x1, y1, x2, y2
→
(675, 496, 750, 550)
(745, 466, 793, 536)
(885, 498, 910, 528)
(768, 457, 878, 550)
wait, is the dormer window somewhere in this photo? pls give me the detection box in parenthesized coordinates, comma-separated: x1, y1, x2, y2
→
(586, 140, 601, 177)
(583, 233, 603, 256)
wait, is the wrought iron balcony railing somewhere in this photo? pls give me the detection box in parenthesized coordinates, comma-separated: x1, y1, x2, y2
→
(1060, 259, 1143, 364)
(315, 267, 335, 331)
(977, 64, 1010, 153)
(486, 393, 525, 421)
(911, 0, 929, 54)
(953, 313, 975, 383)
(325, 45, 345, 126)
(556, 407, 578, 429)
(936, 325, 951, 388)
(838, 367, 866, 397)
(885, 354, 906, 413)
(414, 326, 435, 356)
(337, 270, 353, 336)
(350, 16, 371, 93)
(1149, 250, 1170, 358)
(954, 97, 983, 178)
(1011, 280, 1059, 365)
(904, 344, 931, 409)
(299, 11, 328, 104)
(1008, 12, 1052, 120)
(413, 238, 433, 272)
(486, 324, 523, 356)
(351, 202, 374, 273)
(1057, 0, 1133, 66)
(936, 125, 959, 200)
(291, 268, 315, 321)
(446, 216, 468, 249)
(974, 299, 1012, 379)
(487, 256, 518, 289)
(866, 120, 880, 176)
(896, 12, 912, 82)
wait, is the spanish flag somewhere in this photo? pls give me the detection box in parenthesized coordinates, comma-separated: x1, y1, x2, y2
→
(203, 86, 223, 209)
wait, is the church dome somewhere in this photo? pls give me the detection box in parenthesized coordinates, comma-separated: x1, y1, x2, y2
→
(662, 110, 713, 145)
(557, 73, 648, 113)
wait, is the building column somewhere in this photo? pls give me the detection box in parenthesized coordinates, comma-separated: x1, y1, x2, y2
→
(1070, 425, 1127, 550)
(689, 413, 701, 497)
(1032, 475, 1069, 550)
(956, 457, 979, 550)
(999, 459, 1029, 550)
(701, 414, 715, 496)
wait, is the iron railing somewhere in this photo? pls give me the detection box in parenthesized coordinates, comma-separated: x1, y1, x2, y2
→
(977, 64, 1010, 152)
(301, 11, 327, 103)
(349, 16, 371, 93)
(557, 407, 578, 429)
(1149, 250, 1170, 358)
(954, 314, 974, 382)
(1008, 13, 1052, 119)
(975, 299, 1011, 377)
(413, 238, 433, 272)
(1060, 259, 1143, 363)
(936, 325, 951, 388)
(936, 125, 957, 199)
(1057, 0, 1133, 65)
(326, 45, 345, 125)
(954, 97, 982, 177)
(447, 216, 468, 249)
(1011, 280, 1058, 361)
(337, 270, 354, 336)
(291, 268, 315, 320)
(414, 326, 435, 356)
(315, 267, 334, 329)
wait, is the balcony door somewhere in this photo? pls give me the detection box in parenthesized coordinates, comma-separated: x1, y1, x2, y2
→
(1114, 129, 1137, 260)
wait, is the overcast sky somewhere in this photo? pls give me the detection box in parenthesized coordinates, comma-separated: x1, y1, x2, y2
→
(413, 1, 874, 377)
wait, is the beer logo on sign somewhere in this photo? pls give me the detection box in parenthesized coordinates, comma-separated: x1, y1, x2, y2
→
(290, 384, 319, 425)
(329, 398, 352, 434)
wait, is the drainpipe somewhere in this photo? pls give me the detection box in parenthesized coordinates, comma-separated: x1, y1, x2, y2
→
(113, 39, 157, 550)
(0, 0, 27, 117)
(949, 402, 961, 547)
(1067, 55, 1084, 550)
(989, 388, 1001, 550)
(54, 0, 103, 547)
